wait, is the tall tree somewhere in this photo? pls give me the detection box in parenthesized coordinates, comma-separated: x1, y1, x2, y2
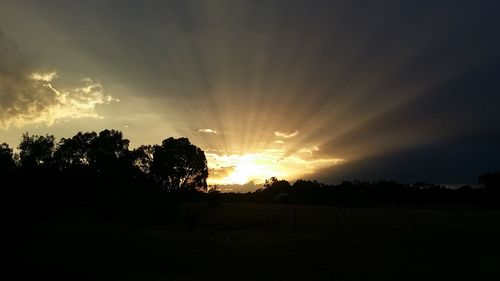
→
(18, 133, 55, 168)
(54, 132, 97, 170)
(132, 145, 154, 175)
(0, 143, 16, 172)
(87, 129, 130, 173)
(152, 137, 208, 192)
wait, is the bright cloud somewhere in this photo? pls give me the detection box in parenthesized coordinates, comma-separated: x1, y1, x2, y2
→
(0, 31, 115, 129)
(297, 146, 320, 156)
(206, 146, 344, 186)
(274, 130, 299, 138)
(198, 128, 217, 134)
(0, 71, 115, 129)
(30, 71, 57, 82)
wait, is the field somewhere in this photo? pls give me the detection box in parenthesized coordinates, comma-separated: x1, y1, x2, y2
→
(7, 203, 500, 281)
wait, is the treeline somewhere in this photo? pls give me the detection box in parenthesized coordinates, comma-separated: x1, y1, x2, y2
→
(1, 130, 208, 190)
(1, 129, 500, 229)
(218, 175, 500, 207)
(0, 129, 209, 227)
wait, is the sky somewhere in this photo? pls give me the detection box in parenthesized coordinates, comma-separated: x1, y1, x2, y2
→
(0, 0, 499, 188)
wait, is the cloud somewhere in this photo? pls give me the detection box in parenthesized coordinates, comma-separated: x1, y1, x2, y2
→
(206, 146, 344, 185)
(30, 71, 57, 82)
(198, 128, 217, 134)
(209, 165, 235, 178)
(297, 145, 320, 156)
(0, 30, 115, 129)
(274, 130, 298, 138)
(213, 182, 263, 193)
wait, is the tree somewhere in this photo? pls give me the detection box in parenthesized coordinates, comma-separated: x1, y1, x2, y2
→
(54, 132, 97, 170)
(87, 129, 130, 173)
(0, 143, 16, 172)
(478, 172, 500, 190)
(132, 145, 155, 175)
(18, 133, 56, 168)
(264, 177, 291, 193)
(151, 137, 208, 192)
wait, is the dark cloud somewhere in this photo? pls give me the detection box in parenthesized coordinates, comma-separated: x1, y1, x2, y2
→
(316, 129, 500, 185)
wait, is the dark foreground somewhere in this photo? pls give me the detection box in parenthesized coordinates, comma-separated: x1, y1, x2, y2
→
(6, 203, 500, 281)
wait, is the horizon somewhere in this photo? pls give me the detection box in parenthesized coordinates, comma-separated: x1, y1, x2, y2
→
(0, 129, 484, 190)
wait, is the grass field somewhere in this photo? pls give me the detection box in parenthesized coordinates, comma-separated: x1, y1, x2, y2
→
(8, 203, 500, 280)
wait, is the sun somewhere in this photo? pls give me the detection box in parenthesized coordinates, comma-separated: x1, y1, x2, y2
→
(205, 148, 344, 186)
(226, 156, 263, 185)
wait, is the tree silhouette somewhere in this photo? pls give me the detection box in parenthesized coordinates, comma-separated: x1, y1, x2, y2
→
(87, 129, 130, 173)
(151, 137, 208, 192)
(3, 128, 500, 211)
(18, 133, 55, 168)
(479, 172, 500, 190)
(0, 143, 16, 173)
(264, 177, 291, 193)
(54, 132, 97, 170)
(132, 145, 154, 175)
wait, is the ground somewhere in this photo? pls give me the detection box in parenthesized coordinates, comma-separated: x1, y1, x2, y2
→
(7, 203, 500, 280)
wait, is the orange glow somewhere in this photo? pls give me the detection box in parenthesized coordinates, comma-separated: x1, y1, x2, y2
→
(206, 147, 344, 186)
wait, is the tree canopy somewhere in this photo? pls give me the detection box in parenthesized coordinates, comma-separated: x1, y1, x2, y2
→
(152, 137, 208, 192)
(1, 129, 499, 211)
(2, 130, 209, 194)
(0, 143, 15, 173)
(18, 133, 55, 168)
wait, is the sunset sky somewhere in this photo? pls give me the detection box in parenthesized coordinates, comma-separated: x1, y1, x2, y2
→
(0, 1, 499, 187)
